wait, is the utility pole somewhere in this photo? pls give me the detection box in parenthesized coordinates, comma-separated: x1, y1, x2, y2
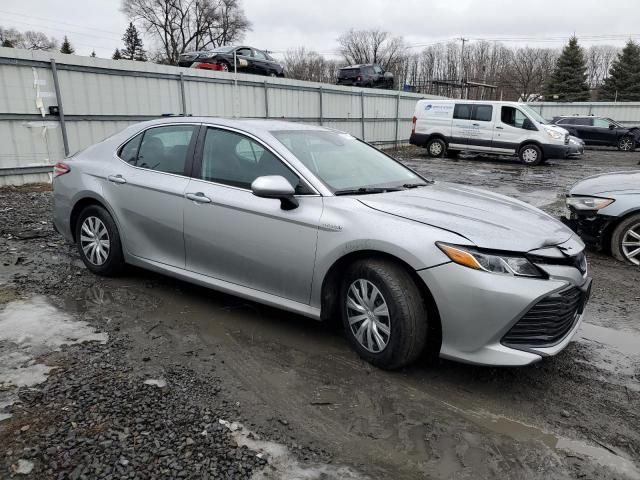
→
(459, 37, 468, 99)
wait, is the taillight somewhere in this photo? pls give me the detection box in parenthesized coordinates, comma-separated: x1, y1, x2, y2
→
(411, 116, 417, 134)
(53, 162, 70, 177)
(193, 62, 223, 71)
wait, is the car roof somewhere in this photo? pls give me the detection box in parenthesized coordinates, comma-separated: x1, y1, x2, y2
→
(339, 64, 374, 69)
(126, 117, 332, 135)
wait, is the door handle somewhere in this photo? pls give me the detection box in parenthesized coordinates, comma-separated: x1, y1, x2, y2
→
(185, 192, 212, 204)
(472, 123, 479, 126)
(107, 174, 127, 184)
(496, 126, 504, 130)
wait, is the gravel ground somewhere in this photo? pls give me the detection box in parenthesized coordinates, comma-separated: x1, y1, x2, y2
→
(0, 147, 639, 479)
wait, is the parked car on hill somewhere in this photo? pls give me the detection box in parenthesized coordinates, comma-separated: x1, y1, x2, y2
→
(563, 170, 640, 266)
(336, 64, 394, 89)
(52, 117, 591, 369)
(410, 100, 570, 165)
(552, 116, 640, 151)
(178, 45, 285, 77)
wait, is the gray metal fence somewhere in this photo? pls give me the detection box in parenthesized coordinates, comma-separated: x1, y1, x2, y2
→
(0, 47, 443, 186)
(529, 101, 640, 125)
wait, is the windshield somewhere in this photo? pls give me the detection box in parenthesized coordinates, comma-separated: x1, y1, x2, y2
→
(606, 118, 624, 127)
(519, 104, 548, 125)
(271, 130, 425, 192)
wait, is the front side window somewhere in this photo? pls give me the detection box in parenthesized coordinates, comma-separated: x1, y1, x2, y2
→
(272, 130, 423, 192)
(501, 106, 530, 129)
(453, 104, 472, 120)
(252, 49, 267, 60)
(373, 65, 383, 74)
(236, 47, 252, 57)
(472, 105, 493, 122)
(593, 118, 610, 128)
(200, 128, 303, 191)
(119, 125, 195, 175)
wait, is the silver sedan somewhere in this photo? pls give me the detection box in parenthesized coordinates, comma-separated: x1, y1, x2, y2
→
(53, 118, 592, 369)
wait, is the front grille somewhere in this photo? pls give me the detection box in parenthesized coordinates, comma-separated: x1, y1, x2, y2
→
(528, 251, 588, 275)
(502, 286, 584, 348)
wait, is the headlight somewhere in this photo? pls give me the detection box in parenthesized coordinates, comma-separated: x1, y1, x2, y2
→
(544, 127, 563, 140)
(566, 196, 615, 211)
(436, 243, 544, 277)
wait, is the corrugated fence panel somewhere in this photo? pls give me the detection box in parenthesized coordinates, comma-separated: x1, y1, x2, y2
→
(0, 46, 445, 185)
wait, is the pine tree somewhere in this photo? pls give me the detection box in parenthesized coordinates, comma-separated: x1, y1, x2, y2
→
(112, 48, 122, 60)
(60, 36, 75, 54)
(90, 50, 97, 58)
(600, 40, 640, 101)
(544, 36, 590, 101)
(121, 22, 146, 61)
(2, 39, 14, 48)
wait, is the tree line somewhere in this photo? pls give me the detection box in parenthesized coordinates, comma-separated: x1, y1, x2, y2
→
(2, 0, 640, 102)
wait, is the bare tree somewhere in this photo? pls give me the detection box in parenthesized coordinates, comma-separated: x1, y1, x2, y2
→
(585, 45, 619, 89)
(500, 47, 557, 101)
(283, 47, 341, 83)
(0, 27, 57, 50)
(121, 0, 251, 64)
(337, 29, 405, 71)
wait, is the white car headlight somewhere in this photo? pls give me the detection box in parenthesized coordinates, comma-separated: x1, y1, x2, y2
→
(566, 196, 615, 211)
(544, 127, 563, 140)
(436, 243, 544, 277)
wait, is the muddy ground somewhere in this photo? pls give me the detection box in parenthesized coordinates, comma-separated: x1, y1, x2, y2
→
(0, 148, 639, 479)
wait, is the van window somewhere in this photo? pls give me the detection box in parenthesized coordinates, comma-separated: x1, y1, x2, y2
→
(453, 104, 472, 120)
(472, 105, 493, 122)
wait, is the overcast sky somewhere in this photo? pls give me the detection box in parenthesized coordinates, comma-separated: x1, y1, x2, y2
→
(2, 0, 639, 59)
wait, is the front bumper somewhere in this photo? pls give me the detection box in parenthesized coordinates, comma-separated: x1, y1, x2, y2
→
(418, 262, 591, 366)
(541, 143, 570, 159)
(561, 211, 615, 250)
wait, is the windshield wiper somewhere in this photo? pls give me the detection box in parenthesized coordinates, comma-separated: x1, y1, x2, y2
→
(402, 182, 430, 189)
(334, 187, 404, 196)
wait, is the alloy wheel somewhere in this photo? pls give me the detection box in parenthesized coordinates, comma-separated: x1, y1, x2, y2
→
(346, 279, 391, 353)
(621, 223, 640, 265)
(618, 137, 633, 151)
(221, 63, 229, 72)
(80, 216, 110, 266)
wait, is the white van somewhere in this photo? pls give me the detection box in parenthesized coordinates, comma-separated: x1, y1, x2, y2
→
(409, 100, 570, 165)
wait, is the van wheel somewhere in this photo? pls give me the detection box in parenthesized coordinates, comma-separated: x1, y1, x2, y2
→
(519, 144, 543, 165)
(426, 138, 446, 158)
(611, 213, 640, 265)
(340, 259, 428, 369)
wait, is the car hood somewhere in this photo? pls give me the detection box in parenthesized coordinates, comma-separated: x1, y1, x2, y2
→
(570, 170, 640, 195)
(358, 182, 573, 252)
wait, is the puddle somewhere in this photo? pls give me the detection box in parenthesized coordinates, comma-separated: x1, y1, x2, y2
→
(0, 296, 108, 421)
(219, 419, 368, 480)
(578, 323, 640, 357)
(441, 401, 640, 479)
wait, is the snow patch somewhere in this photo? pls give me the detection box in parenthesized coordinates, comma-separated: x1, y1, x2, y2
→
(143, 378, 167, 388)
(0, 296, 108, 421)
(219, 419, 367, 480)
(15, 459, 34, 475)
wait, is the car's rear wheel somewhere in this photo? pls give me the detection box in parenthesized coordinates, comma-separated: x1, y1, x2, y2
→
(426, 138, 446, 158)
(611, 213, 640, 266)
(219, 61, 230, 72)
(76, 205, 124, 276)
(340, 259, 428, 369)
(617, 136, 635, 151)
(518, 144, 543, 166)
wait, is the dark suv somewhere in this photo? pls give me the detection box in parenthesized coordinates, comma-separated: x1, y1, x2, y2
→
(178, 45, 285, 77)
(336, 64, 394, 89)
(552, 115, 640, 151)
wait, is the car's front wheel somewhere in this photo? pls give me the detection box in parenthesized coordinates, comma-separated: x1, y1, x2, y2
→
(611, 213, 640, 266)
(76, 205, 124, 276)
(340, 259, 428, 369)
(617, 136, 635, 151)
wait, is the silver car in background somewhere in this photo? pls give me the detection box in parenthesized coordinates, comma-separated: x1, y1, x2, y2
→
(53, 118, 592, 369)
(564, 171, 640, 266)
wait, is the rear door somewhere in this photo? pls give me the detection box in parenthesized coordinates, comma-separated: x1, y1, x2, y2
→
(102, 124, 199, 267)
(234, 47, 255, 74)
(573, 117, 596, 143)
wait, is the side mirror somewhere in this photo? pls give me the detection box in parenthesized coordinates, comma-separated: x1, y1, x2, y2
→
(251, 175, 299, 210)
(609, 123, 615, 129)
(522, 118, 537, 131)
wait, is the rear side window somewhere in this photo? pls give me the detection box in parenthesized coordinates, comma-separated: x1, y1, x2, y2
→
(472, 105, 493, 122)
(574, 118, 592, 126)
(453, 104, 472, 120)
(557, 118, 573, 125)
(120, 125, 195, 175)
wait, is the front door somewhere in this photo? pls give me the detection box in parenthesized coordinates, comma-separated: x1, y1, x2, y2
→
(183, 126, 322, 304)
(494, 106, 532, 154)
(102, 124, 198, 267)
(591, 117, 616, 145)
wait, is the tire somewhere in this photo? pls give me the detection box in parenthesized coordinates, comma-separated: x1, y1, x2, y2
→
(617, 136, 635, 152)
(219, 61, 230, 72)
(426, 138, 446, 158)
(446, 149, 460, 159)
(269, 72, 277, 77)
(518, 144, 543, 166)
(75, 205, 124, 276)
(611, 213, 640, 266)
(340, 259, 428, 369)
